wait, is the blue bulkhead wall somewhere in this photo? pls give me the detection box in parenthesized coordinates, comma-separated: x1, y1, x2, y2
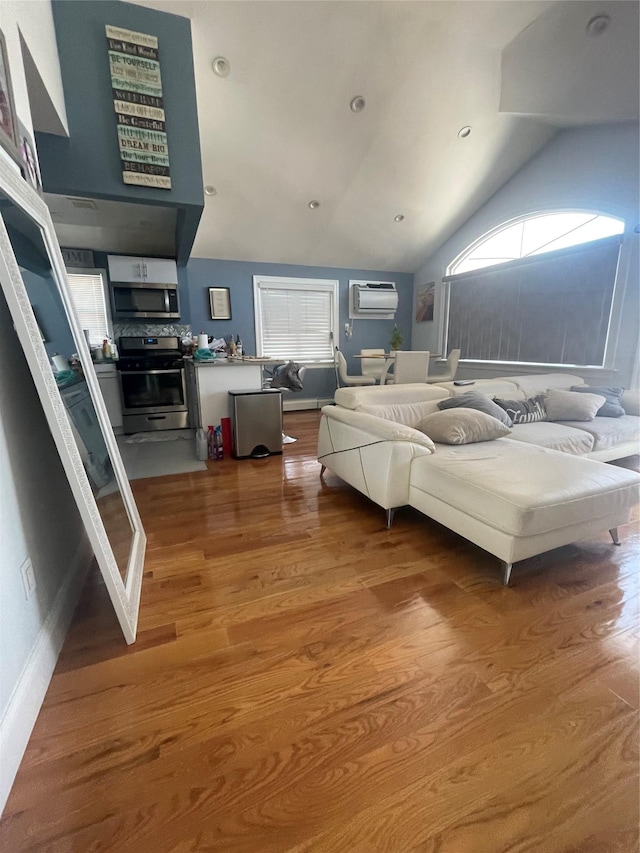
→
(36, 0, 203, 264)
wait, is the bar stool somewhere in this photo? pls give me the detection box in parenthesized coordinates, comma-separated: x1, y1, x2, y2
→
(269, 362, 307, 443)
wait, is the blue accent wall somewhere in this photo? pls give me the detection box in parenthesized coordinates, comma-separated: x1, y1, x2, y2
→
(37, 0, 203, 263)
(186, 258, 414, 399)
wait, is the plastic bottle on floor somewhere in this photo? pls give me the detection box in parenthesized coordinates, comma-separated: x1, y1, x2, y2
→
(195, 428, 208, 461)
(213, 425, 224, 460)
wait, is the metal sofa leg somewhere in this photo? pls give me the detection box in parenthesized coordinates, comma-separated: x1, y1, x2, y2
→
(502, 561, 513, 586)
(386, 508, 395, 529)
(609, 527, 621, 545)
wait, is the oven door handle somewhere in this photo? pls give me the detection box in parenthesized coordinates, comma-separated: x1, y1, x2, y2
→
(119, 369, 184, 375)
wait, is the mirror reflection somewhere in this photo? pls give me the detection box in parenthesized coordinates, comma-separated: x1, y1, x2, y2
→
(1, 196, 133, 582)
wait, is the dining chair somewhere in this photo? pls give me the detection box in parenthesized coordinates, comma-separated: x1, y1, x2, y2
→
(360, 348, 385, 382)
(425, 349, 461, 383)
(390, 350, 430, 384)
(335, 350, 376, 387)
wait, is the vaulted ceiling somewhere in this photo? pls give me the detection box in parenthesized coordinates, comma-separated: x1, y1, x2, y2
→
(118, 1, 640, 270)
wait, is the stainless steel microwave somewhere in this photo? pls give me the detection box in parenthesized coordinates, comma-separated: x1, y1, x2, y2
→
(110, 281, 180, 320)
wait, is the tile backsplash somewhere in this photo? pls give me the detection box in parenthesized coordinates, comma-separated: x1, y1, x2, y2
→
(114, 323, 193, 340)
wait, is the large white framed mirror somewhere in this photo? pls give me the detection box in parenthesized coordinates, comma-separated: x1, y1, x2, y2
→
(0, 157, 145, 644)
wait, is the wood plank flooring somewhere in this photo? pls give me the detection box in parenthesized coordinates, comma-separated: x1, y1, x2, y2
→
(2, 411, 638, 852)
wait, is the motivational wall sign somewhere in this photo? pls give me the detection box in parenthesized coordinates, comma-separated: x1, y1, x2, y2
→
(106, 25, 171, 190)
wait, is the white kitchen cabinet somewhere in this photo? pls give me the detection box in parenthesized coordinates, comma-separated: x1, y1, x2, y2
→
(107, 255, 178, 285)
(95, 365, 124, 430)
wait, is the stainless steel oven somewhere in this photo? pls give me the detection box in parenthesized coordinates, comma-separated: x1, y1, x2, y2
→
(117, 337, 188, 433)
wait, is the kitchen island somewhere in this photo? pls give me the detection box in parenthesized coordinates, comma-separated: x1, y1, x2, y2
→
(186, 358, 264, 428)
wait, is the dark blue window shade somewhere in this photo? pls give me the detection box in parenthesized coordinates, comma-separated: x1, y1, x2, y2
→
(444, 235, 622, 366)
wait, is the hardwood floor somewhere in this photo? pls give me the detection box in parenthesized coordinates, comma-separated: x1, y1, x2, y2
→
(2, 411, 638, 852)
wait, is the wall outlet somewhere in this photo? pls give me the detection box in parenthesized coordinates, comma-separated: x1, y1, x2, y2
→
(20, 557, 37, 600)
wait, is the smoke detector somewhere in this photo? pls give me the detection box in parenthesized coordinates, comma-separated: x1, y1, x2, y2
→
(586, 13, 611, 36)
(212, 56, 230, 77)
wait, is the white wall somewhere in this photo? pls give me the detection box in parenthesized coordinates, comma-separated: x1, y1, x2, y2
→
(0, 0, 68, 138)
(0, 2, 81, 815)
(413, 122, 640, 387)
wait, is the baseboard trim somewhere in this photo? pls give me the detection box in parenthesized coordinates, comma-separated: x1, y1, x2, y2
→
(283, 397, 334, 411)
(0, 536, 92, 815)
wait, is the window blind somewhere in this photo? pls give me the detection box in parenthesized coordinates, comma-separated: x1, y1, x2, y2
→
(256, 281, 336, 361)
(444, 235, 621, 366)
(66, 272, 109, 347)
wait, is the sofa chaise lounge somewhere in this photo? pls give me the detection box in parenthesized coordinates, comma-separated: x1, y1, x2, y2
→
(317, 373, 640, 584)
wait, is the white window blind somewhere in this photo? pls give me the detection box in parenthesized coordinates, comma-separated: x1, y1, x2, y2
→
(254, 277, 338, 362)
(66, 271, 109, 346)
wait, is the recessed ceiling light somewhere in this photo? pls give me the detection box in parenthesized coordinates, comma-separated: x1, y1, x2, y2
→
(586, 13, 611, 36)
(350, 95, 366, 113)
(394, 214, 405, 222)
(212, 56, 230, 77)
(308, 200, 320, 209)
(458, 126, 472, 139)
(204, 185, 217, 196)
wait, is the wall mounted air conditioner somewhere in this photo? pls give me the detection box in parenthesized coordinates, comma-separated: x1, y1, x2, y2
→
(349, 280, 398, 319)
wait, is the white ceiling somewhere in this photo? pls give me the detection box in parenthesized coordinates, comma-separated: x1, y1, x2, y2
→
(80, 1, 640, 271)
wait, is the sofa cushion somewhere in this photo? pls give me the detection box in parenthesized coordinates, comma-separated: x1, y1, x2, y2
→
(493, 395, 547, 424)
(435, 379, 524, 400)
(622, 389, 640, 416)
(416, 409, 511, 444)
(334, 383, 448, 410)
(409, 439, 640, 537)
(358, 400, 441, 428)
(557, 415, 640, 452)
(506, 422, 595, 455)
(437, 390, 513, 426)
(544, 389, 605, 421)
(569, 385, 626, 418)
(501, 373, 585, 397)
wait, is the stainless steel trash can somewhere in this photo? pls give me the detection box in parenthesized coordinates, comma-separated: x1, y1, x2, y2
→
(228, 389, 283, 458)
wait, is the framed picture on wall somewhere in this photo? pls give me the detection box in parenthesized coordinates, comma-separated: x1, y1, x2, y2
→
(0, 29, 21, 168)
(17, 120, 42, 192)
(415, 282, 435, 322)
(209, 287, 232, 320)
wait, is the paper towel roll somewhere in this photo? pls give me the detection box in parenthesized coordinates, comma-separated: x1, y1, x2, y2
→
(197, 334, 209, 350)
(52, 354, 69, 372)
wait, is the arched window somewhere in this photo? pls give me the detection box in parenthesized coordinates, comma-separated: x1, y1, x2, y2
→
(450, 212, 624, 276)
(444, 211, 625, 367)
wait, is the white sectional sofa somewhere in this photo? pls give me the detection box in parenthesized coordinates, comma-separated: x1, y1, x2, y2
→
(317, 374, 640, 584)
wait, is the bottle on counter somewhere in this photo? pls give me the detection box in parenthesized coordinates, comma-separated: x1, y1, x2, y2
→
(102, 338, 110, 359)
(228, 336, 236, 358)
(235, 334, 243, 357)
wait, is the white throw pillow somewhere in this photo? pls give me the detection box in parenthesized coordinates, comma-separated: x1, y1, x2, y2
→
(544, 389, 606, 421)
(415, 408, 512, 445)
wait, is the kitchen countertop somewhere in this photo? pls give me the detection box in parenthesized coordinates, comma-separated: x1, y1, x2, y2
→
(187, 357, 272, 368)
